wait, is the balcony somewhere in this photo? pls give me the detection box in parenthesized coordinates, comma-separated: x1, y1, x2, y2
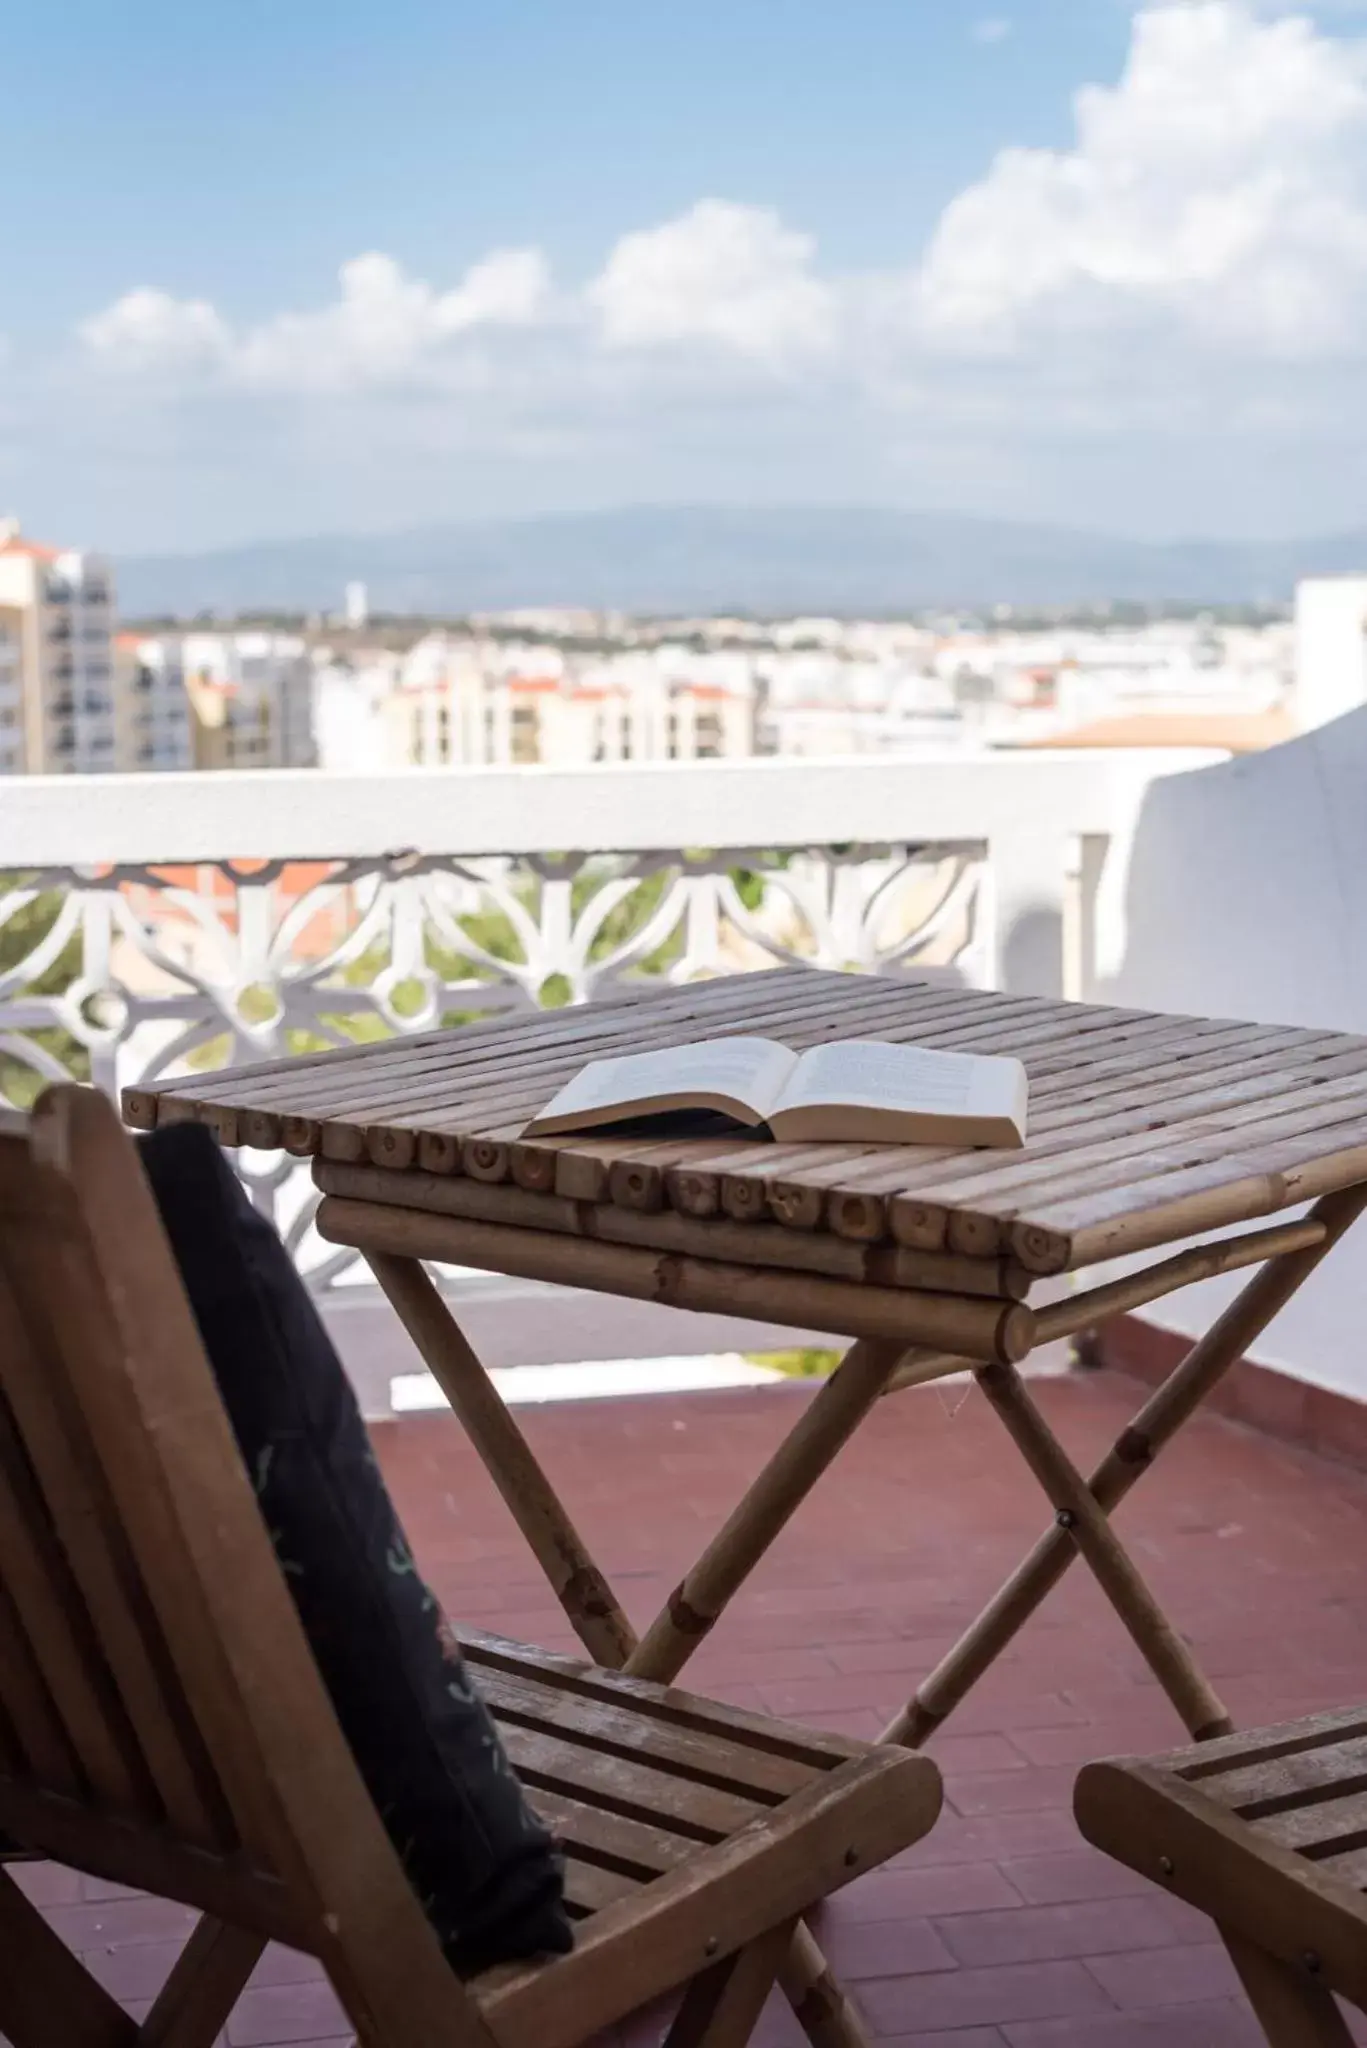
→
(4, 735, 1365, 1400)
(3, 736, 1367, 2043)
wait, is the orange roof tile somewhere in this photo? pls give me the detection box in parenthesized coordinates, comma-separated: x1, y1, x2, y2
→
(0, 537, 60, 563)
(1018, 709, 1295, 754)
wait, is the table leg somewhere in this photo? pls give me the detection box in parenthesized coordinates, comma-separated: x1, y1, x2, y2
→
(622, 1338, 906, 2048)
(627, 1340, 905, 1685)
(367, 1252, 880, 2048)
(366, 1252, 638, 1667)
(881, 1182, 1367, 1748)
(975, 1358, 1232, 1739)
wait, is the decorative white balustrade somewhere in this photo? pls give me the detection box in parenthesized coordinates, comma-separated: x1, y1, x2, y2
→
(0, 751, 1218, 1286)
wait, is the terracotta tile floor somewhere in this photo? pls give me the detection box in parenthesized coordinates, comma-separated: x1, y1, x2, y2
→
(11, 1368, 1367, 2045)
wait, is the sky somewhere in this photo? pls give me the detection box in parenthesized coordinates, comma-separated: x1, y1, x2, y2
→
(4, 0, 1367, 554)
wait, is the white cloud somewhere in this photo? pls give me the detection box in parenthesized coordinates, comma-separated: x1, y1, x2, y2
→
(589, 200, 836, 363)
(60, 0, 1367, 523)
(913, 1, 1367, 356)
(80, 288, 232, 371)
(973, 18, 1013, 44)
(82, 248, 552, 393)
(435, 248, 550, 331)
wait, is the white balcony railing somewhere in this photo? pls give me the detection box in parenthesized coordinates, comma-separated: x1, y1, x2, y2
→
(2, 753, 1221, 1283)
(10, 732, 1367, 1420)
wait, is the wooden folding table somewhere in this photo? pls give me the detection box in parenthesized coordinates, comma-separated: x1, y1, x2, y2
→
(125, 968, 1367, 2047)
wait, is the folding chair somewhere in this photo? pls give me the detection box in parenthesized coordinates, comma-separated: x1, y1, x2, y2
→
(0, 1086, 942, 2047)
(1077, 1707, 1367, 2047)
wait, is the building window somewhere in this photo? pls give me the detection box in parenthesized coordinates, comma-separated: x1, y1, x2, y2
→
(510, 703, 539, 764)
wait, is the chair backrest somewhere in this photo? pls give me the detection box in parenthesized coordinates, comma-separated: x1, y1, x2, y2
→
(0, 1085, 496, 2047)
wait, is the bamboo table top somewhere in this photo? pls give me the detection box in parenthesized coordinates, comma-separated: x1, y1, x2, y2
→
(124, 968, 1367, 1280)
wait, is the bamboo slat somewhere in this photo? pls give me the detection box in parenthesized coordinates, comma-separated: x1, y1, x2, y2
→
(132, 974, 1367, 1278)
(660, 1017, 1340, 1232)
(314, 1198, 1036, 1362)
(332, 977, 986, 1170)
(312, 1160, 1032, 1299)
(365, 981, 1044, 1151)
(785, 1023, 1350, 1214)
(1013, 1118, 1367, 1274)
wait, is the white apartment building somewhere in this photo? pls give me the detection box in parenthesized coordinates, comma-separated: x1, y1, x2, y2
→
(0, 606, 23, 774)
(380, 636, 754, 769)
(0, 520, 117, 773)
(113, 635, 194, 771)
(181, 631, 317, 769)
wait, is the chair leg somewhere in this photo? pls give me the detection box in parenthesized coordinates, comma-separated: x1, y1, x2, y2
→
(0, 1865, 134, 2047)
(664, 1921, 796, 2048)
(777, 1923, 871, 2048)
(138, 1915, 266, 2047)
(1223, 1932, 1355, 2048)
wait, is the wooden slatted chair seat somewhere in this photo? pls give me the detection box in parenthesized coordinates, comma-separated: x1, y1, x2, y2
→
(1076, 1707, 1367, 2046)
(0, 1087, 942, 2048)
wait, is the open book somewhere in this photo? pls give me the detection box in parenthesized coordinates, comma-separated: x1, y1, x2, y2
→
(523, 1037, 1028, 1148)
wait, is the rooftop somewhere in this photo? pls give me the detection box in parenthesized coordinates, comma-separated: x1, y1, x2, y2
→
(13, 1371, 1367, 2045)
(1017, 709, 1296, 753)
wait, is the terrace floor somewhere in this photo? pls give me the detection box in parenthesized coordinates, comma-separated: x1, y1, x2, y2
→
(11, 1365, 1367, 2047)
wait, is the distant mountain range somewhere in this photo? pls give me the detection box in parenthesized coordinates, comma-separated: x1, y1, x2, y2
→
(116, 506, 1367, 618)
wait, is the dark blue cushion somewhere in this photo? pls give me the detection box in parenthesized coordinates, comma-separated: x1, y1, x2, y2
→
(138, 1123, 572, 1975)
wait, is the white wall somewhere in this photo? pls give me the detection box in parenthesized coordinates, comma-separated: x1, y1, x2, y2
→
(1094, 706, 1367, 1398)
(1295, 576, 1367, 732)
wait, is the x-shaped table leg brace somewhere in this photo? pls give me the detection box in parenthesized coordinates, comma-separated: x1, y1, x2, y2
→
(361, 1179, 1367, 2048)
(366, 1251, 905, 2048)
(880, 1181, 1367, 1752)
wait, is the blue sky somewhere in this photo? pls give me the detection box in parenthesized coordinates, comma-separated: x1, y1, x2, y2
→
(4, 2, 1367, 553)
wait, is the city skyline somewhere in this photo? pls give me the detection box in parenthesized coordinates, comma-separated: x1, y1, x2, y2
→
(5, 2, 1367, 551)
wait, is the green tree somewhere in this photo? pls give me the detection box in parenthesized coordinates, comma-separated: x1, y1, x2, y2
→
(0, 877, 85, 1106)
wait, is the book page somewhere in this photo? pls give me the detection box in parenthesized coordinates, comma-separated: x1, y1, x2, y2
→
(775, 1039, 1017, 1117)
(534, 1037, 797, 1126)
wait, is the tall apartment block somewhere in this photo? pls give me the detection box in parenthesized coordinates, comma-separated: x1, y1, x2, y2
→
(0, 520, 118, 772)
(0, 603, 23, 773)
(181, 631, 318, 769)
(113, 634, 194, 770)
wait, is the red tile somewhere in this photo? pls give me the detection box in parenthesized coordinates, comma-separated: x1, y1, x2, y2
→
(827, 1861, 1023, 1922)
(822, 1915, 958, 1980)
(1007, 1715, 1180, 1769)
(224, 1979, 349, 2045)
(935, 1895, 1188, 1967)
(10, 1375, 1367, 2045)
(1004, 2005, 1263, 2046)
(46, 1895, 199, 1949)
(1085, 1940, 1242, 2008)
(860, 1960, 1115, 2032)
(1227, 1359, 1310, 1445)
(84, 1936, 189, 2002)
(925, 1732, 1032, 1776)
(945, 1767, 1078, 1818)
(9, 1860, 81, 1906)
(1005, 1849, 1156, 1906)
(1306, 1383, 1367, 1471)
(878, 2032, 1007, 2048)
